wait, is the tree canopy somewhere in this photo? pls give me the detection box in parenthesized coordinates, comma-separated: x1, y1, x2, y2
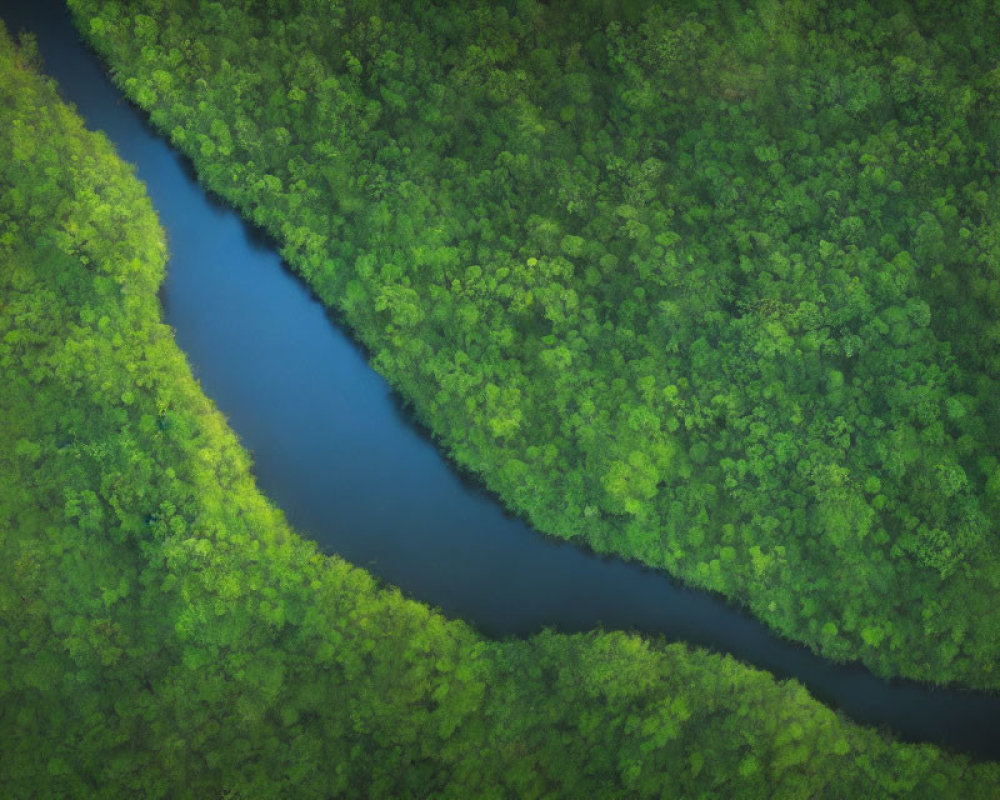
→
(69, 0, 1000, 687)
(3, 18, 1000, 798)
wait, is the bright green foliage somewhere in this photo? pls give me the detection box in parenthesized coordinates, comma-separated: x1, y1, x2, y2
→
(67, 0, 1000, 686)
(3, 22, 1000, 798)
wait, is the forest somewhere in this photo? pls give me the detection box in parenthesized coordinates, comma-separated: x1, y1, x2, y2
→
(67, 0, 1000, 688)
(6, 22, 1000, 797)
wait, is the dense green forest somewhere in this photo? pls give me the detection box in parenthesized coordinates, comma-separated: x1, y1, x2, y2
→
(68, 0, 1000, 687)
(4, 20, 1000, 799)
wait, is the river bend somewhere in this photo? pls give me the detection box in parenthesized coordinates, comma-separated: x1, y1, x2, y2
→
(3, 0, 998, 761)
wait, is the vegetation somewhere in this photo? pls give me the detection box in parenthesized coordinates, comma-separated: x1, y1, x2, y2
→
(67, 0, 1000, 687)
(3, 21, 999, 798)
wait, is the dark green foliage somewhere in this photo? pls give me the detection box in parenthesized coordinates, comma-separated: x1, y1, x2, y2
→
(3, 22, 1000, 798)
(68, 0, 1000, 686)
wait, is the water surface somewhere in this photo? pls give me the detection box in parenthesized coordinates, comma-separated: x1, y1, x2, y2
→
(3, 0, 998, 761)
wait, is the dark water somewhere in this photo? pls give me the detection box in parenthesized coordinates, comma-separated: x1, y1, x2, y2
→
(3, 0, 999, 762)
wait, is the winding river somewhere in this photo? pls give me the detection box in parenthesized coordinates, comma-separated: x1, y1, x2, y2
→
(4, 0, 999, 761)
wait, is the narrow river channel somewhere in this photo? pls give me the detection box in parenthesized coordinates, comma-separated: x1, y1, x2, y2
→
(3, 0, 998, 761)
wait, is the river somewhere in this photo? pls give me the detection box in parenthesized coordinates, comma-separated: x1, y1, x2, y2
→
(2, 0, 998, 761)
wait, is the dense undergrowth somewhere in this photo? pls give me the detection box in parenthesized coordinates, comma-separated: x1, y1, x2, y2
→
(4, 21, 1000, 799)
(68, 0, 1000, 687)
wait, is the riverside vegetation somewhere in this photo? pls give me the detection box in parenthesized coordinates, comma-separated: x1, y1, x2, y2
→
(69, 0, 1000, 688)
(3, 18, 1000, 800)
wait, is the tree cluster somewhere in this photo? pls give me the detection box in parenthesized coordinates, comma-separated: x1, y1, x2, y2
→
(70, 0, 1000, 686)
(3, 20, 999, 797)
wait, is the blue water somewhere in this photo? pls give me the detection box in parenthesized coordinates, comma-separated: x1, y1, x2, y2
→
(3, 0, 998, 761)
